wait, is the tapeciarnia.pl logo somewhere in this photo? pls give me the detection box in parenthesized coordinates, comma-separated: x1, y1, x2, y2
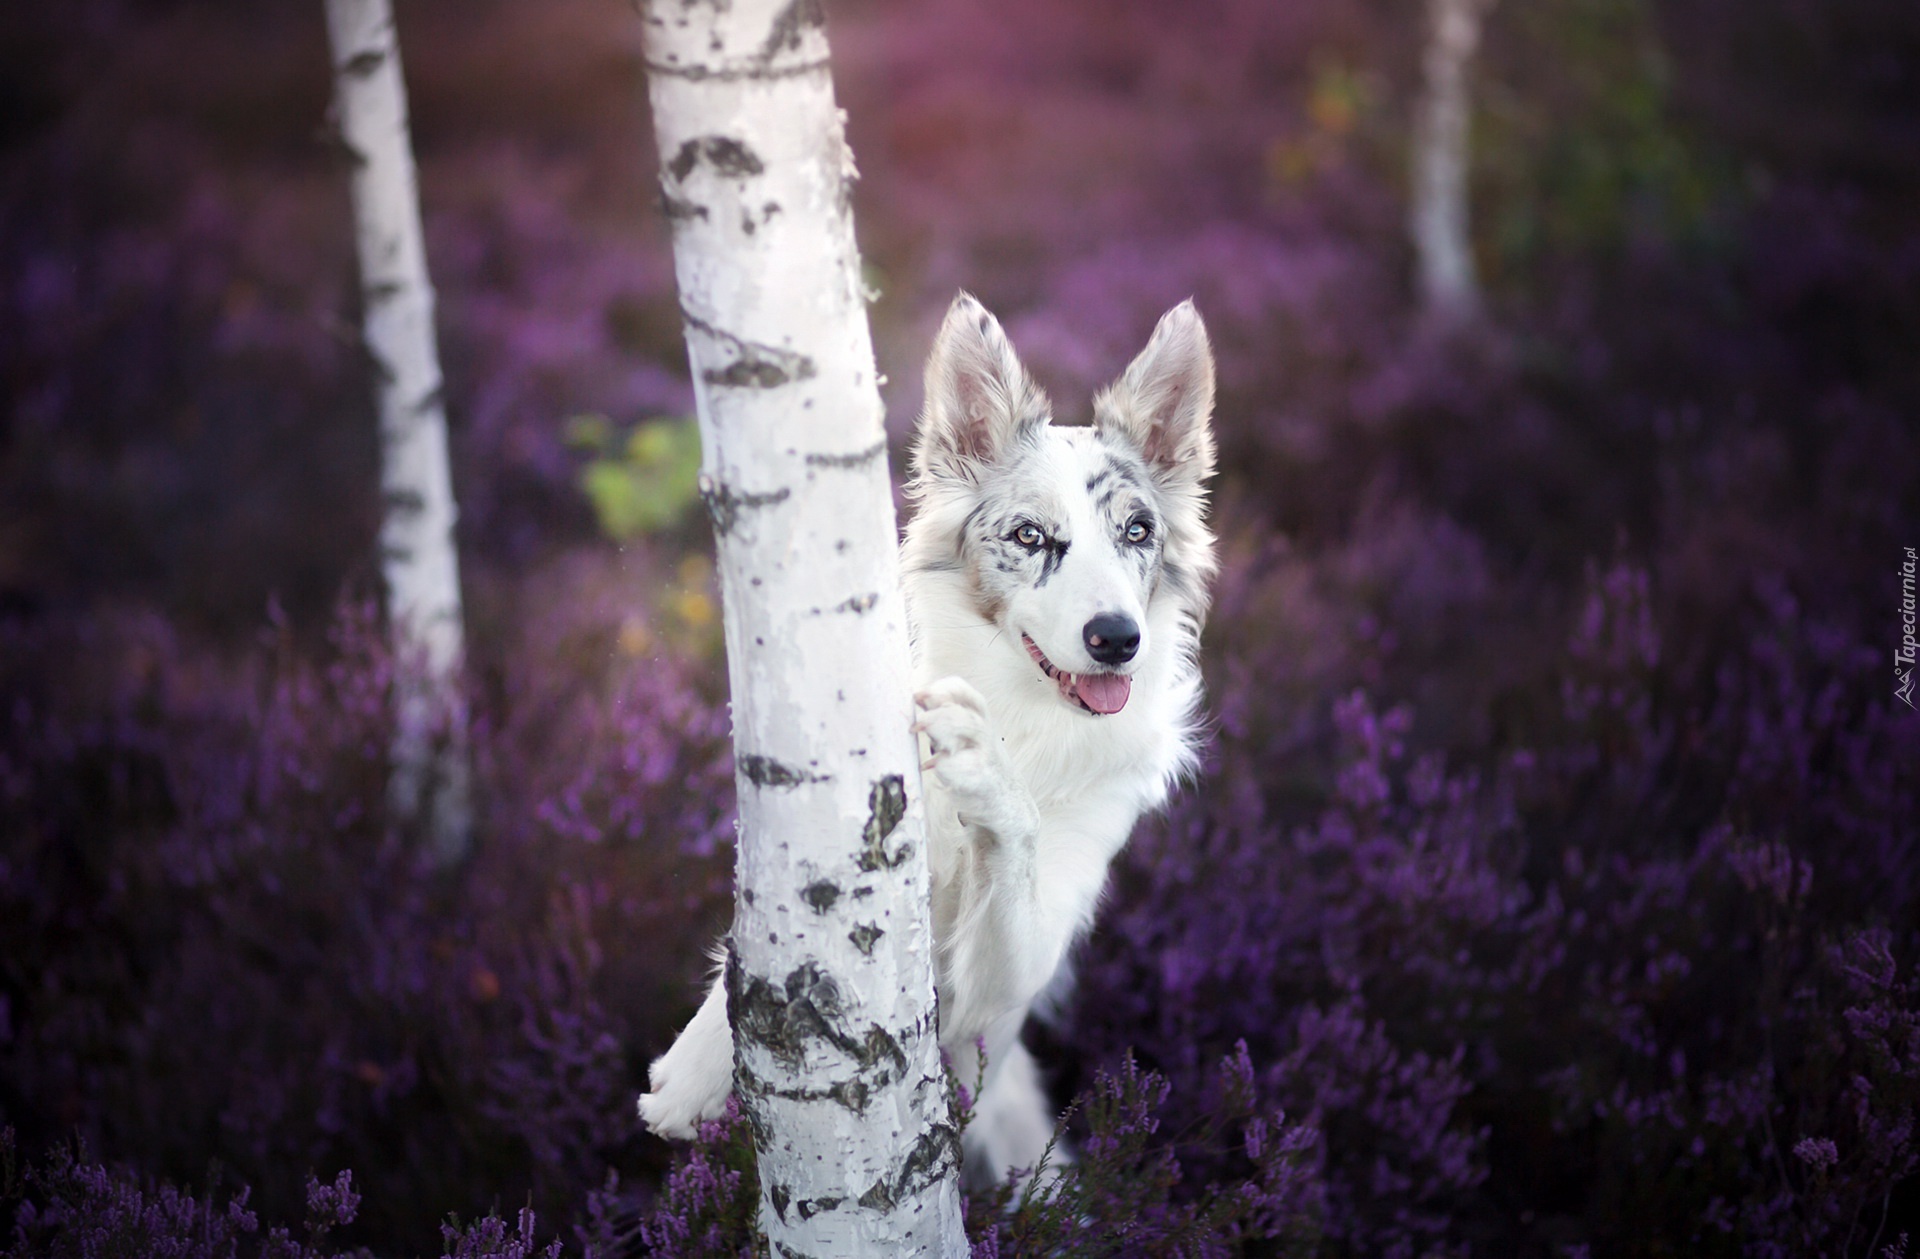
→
(1899, 546, 1917, 709)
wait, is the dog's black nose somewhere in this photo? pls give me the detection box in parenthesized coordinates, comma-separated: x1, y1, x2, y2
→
(1083, 613, 1140, 665)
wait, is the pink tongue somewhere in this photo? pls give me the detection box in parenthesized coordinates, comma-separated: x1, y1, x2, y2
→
(1072, 672, 1132, 715)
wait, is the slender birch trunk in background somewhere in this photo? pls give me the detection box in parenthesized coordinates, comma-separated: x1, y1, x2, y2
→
(1411, 0, 1496, 324)
(639, 1, 967, 1253)
(323, 0, 472, 864)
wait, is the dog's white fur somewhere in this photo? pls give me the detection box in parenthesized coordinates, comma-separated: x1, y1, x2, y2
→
(639, 293, 1217, 1188)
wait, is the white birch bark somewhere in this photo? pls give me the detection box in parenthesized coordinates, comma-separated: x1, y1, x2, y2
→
(323, 0, 471, 864)
(640, 1, 966, 1253)
(1411, 0, 1496, 324)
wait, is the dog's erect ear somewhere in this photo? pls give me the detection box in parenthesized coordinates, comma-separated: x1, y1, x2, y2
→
(913, 292, 1051, 485)
(1093, 300, 1216, 488)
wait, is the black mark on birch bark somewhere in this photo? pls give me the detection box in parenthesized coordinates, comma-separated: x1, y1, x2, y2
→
(772, 1242, 831, 1259)
(730, 957, 840, 1069)
(740, 1058, 883, 1118)
(659, 192, 708, 221)
(834, 592, 878, 615)
(759, 0, 825, 59)
(667, 135, 764, 182)
(681, 309, 817, 391)
(739, 754, 826, 789)
(698, 476, 789, 536)
(801, 880, 841, 912)
(324, 131, 368, 169)
(856, 774, 910, 871)
(793, 1195, 842, 1222)
(341, 49, 386, 78)
(643, 57, 830, 83)
(383, 487, 425, 516)
(857, 1121, 959, 1213)
(730, 958, 909, 1079)
(762, 1181, 844, 1228)
(848, 922, 884, 955)
(856, 1022, 910, 1075)
(804, 438, 886, 468)
(706, 356, 807, 388)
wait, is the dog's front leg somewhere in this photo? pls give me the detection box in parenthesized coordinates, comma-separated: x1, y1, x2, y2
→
(637, 965, 732, 1139)
(914, 677, 1056, 1042)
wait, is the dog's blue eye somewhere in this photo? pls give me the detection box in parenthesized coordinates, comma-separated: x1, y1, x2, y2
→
(1125, 520, 1152, 544)
(1014, 524, 1045, 548)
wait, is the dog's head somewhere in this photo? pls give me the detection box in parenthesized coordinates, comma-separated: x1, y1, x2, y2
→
(907, 292, 1217, 716)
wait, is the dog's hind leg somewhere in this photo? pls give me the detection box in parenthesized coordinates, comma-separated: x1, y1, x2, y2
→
(638, 965, 733, 1139)
(960, 1018, 1065, 1192)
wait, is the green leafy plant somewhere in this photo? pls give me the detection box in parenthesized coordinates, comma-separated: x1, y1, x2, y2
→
(568, 415, 704, 541)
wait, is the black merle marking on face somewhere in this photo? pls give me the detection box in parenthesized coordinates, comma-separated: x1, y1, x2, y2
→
(956, 502, 988, 565)
(977, 509, 1069, 587)
(1033, 535, 1070, 587)
(961, 502, 988, 534)
(1086, 449, 1165, 584)
(1094, 475, 1136, 520)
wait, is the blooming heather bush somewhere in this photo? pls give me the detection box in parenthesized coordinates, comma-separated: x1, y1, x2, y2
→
(1061, 553, 1919, 1255)
(599, 1050, 1324, 1257)
(0, 556, 735, 1255)
(965, 1047, 1324, 1258)
(0, 1130, 371, 1259)
(0, 1131, 574, 1259)
(1069, 684, 1510, 1255)
(583, 1100, 757, 1259)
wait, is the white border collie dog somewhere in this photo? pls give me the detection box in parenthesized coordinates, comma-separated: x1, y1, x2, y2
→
(640, 293, 1218, 1187)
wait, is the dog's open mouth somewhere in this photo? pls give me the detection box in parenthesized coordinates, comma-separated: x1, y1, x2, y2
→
(1022, 634, 1132, 715)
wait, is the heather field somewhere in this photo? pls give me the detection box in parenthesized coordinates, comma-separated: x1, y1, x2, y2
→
(2, 0, 1917, 1254)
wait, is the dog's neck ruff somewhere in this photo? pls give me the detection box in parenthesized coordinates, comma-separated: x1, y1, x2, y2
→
(1021, 633, 1132, 716)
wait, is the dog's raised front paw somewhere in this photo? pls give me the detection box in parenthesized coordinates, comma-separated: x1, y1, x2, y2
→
(915, 677, 1035, 840)
(914, 675, 995, 798)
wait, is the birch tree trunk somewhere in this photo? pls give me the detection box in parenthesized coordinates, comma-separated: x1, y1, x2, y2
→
(1411, 0, 1496, 324)
(323, 0, 472, 864)
(639, 1, 967, 1253)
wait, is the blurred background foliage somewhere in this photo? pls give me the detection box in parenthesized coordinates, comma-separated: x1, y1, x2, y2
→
(0, 0, 1915, 1253)
(566, 416, 703, 543)
(1479, 0, 1731, 270)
